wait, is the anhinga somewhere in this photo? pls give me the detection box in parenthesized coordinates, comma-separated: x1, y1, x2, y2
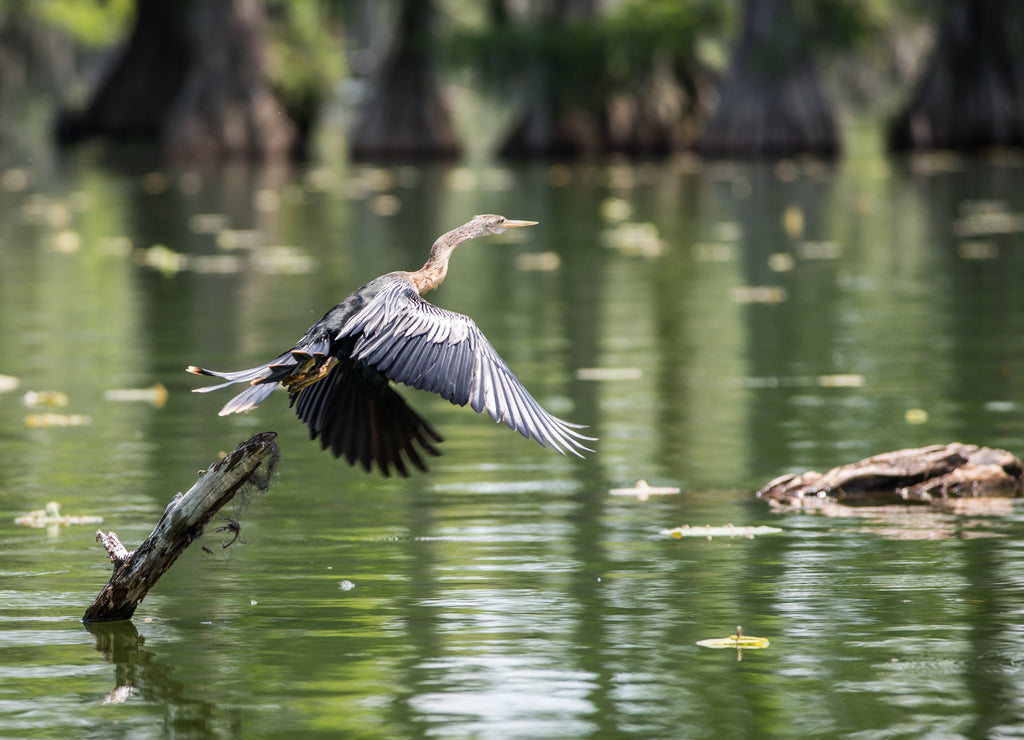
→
(188, 214, 594, 476)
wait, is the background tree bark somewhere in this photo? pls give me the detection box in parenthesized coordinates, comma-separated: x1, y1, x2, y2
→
(889, 0, 1024, 151)
(498, 0, 606, 158)
(498, 0, 709, 158)
(56, 0, 295, 161)
(349, 0, 460, 160)
(696, 0, 840, 158)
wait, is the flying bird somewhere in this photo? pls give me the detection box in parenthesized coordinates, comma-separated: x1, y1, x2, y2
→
(187, 214, 594, 477)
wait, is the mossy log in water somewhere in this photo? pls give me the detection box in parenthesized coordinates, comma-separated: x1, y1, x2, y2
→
(83, 432, 280, 623)
(757, 443, 1024, 509)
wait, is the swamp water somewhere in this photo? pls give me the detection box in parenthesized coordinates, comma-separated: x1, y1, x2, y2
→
(2, 141, 1024, 738)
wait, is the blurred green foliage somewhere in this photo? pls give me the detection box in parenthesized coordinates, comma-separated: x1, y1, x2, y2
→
(263, 0, 345, 118)
(448, 0, 733, 107)
(32, 0, 134, 48)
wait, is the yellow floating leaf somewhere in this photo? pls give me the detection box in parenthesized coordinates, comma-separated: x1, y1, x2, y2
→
(22, 390, 69, 408)
(104, 383, 168, 408)
(696, 635, 771, 649)
(782, 203, 804, 239)
(905, 408, 929, 424)
(697, 626, 770, 650)
(26, 413, 92, 428)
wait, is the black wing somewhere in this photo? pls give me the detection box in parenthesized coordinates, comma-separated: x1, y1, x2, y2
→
(340, 279, 593, 457)
(289, 351, 443, 478)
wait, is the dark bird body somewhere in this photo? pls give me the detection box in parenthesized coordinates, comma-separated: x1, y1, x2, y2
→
(188, 215, 593, 476)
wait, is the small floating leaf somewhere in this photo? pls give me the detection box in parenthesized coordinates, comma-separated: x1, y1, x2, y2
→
(15, 501, 103, 528)
(26, 413, 92, 428)
(22, 390, 69, 408)
(905, 408, 929, 424)
(662, 524, 782, 539)
(576, 367, 643, 381)
(609, 480, 680, 500)
(733, 285, 787, 304)
(104, 383, 168, 408)
(697, 626, 770, 650)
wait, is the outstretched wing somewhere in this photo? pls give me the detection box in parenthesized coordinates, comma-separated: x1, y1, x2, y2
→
(340, 280, 593, 457)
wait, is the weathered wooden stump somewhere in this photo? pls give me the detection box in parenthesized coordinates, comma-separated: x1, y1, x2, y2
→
(756, 443, 1024, 509)
(83, 432, 280, 622)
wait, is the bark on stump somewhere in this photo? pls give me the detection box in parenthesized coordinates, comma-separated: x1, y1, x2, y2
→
(83, 432, 280, 623)
(757, 443, 1024, 509)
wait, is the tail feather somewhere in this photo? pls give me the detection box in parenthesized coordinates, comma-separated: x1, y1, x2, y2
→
(187, 353, 297, 413)
(217, 381, 281, 416)
(188, 348, 446, 475)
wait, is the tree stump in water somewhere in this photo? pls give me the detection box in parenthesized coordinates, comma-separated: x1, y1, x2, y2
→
(83, 432, 280, 623)
(757, 443, 1024, 509)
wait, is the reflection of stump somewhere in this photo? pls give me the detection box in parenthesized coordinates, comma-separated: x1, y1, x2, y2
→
(757, 443, 1024, 508)
(83, 432, 280, 622)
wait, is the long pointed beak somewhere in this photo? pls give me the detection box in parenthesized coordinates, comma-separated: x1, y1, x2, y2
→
(503, 219, 538, 228)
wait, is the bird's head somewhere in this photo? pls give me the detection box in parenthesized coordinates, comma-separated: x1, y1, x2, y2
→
(471, 214, 538, 236)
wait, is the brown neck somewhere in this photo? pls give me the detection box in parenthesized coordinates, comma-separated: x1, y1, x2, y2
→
(404, 218, 497, 294)
(405, 232, 463, 294)
(406, 259, 448, 294)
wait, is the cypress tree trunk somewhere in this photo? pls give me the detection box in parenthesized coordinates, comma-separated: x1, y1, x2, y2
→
(696, 0, 839, 159)
(349, 0, 460, 160)
(889, 0, 1024, 151)
(56, 0, 295, 161)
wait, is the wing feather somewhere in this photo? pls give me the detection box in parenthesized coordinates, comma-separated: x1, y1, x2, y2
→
(343, 280, 593, 457)
(290, 355, 442, 476)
